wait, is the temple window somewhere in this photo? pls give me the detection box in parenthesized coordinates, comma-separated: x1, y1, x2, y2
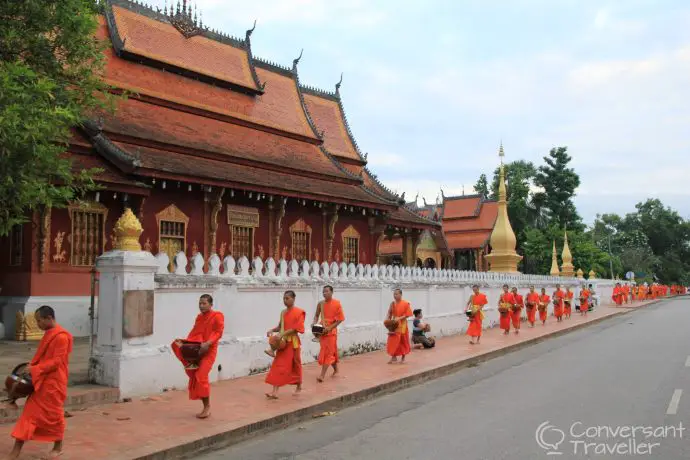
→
(290, 219, 312, 262)
(342, 225, 360, 265)
(8, 224, 23, 266)
(227, 204, 260, 259)
(69, 202, 108, 266)
(156, 204, 189, 272)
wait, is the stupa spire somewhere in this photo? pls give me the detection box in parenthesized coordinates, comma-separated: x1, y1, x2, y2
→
(486, 143, 522, 272)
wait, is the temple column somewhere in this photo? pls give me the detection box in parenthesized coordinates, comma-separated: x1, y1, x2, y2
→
(324, 204, 339, 262)
(369, 217, 386, 266)
(411, 229, 422, 267)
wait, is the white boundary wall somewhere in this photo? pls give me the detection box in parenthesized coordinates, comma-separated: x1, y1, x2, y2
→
(92, 250, 618, 397)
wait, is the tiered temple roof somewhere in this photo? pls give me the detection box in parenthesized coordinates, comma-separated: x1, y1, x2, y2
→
(75, 0, 438, 228)
(441, 195, 498, 250)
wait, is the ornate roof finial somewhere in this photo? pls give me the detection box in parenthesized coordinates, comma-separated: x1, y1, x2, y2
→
(422, 197, 428, 206)
(335, 72, 343, 96)
(462, 184, 465, 196)
(292, 48, 303, 72)
(163, 0, 168, 16)
(246, 19, 257, 41)
(498, 141, 505, 165)
(440, 187, 446, 200)
(414, 192, 419, 204)
(113, 208, 143, 252)
(170, 0, 202, 38)
(363, 152, 368, 161)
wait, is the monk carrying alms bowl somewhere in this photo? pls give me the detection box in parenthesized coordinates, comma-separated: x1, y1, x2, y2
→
(498, 303, 511, 314)
(383, 319, 399, 334)
(264, 333, 287, 357)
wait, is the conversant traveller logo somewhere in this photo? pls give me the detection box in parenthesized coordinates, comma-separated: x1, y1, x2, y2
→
(535, 421, 685, 456)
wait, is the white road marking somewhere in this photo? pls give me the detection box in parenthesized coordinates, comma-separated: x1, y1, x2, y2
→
(685, 356, 690, 367)
(666, 390, 682, 415)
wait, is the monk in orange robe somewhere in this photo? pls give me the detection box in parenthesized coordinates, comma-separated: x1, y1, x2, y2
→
(623, 284, 630, 304)
(564, 287, 574, 319)
(312, 285, 345, 383)
(639, 285, 647, 301)
(265, 290, 305, 398)
(553, 285, 565, 322)
(466, 284, 487, 344)
(525, 286, 539, 327)
(510, 287, 523, 334)
(386, 289, 413, 363)
(498, 285, 514, 334)
(579, 286, 591, 316)
(7, 305, 73, 460)
(539, 288, 550, 325)
(171, 294, 224, 418)
(612, 283, 624, 305)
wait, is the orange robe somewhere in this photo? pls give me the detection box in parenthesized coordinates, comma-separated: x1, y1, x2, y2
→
(580, 289, 590, 312)
(526, 292, 539, 324)
(12, 325, 73, 442)
(499, 292, 515, 331)
(386, 300, 413, 357)
(553, 289, 565, 319)
(171, 310, 225, 400)
(511, 294, 523, 328)
(317, 299, 345, 366)
(266, 307, 305, 387)
(612, 287, 624, 305)
(466, 293, 488, 337)
(539, 294, 550, 322)
(623, 286, 630, 304)
(564, 291, 574, 316)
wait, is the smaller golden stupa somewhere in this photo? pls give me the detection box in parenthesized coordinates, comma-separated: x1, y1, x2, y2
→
(560, 230, 575, 277)
(577, 268, 584, 279)
(486, 143, 522, 273)
(550, 241, 560, 276)
(588, 269, 596, 279)
(113, 208, 143, 251)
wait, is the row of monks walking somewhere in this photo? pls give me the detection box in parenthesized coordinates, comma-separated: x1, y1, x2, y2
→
(465, 284, 592, 345)
(4, 281, 686, 459)
(611, 282, 686, 305)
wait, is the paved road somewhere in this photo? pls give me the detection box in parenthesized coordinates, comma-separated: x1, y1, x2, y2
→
(198, 298, 689, 460)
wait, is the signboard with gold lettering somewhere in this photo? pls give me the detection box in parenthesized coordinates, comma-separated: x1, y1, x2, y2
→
(227, 205, 260, 228)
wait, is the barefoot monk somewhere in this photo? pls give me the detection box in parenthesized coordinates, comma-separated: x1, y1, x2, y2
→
(466, 285, 487, 344)
(171, 294, 224, 419)
(386, 289, 413, 364)
(7, 306, 73, 460)
(265, 290, 305, 399)
(312, 285, 345, 383)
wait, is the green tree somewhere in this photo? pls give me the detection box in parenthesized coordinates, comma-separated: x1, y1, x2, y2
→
(533, 146, 582, 230)
(473, 173, 489, 199)
(0, 0, 109, 235)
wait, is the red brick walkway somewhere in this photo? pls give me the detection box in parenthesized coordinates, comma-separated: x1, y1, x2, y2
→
(1, 301, 659, 460)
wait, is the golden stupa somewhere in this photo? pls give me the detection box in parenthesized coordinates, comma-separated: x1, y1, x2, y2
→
(560, 230, 575, 277)
(588, 269, 596, 279)
(486, 143, 522, 273)
(577, 268, 584, 279)
(549, 241, 560, 276)
(113, 208, 143, 251)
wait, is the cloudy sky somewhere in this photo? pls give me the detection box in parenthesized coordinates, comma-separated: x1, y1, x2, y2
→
(149, 0, 690, 223)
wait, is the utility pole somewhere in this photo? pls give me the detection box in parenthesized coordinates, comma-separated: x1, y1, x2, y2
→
(607, 233, 614, 279)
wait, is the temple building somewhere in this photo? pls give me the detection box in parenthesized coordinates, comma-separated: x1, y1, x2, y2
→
(379, 193, 498, 271)
(0, 0, 437, 338)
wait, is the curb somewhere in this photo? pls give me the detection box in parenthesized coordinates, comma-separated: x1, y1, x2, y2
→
(132, 302, 659, 460)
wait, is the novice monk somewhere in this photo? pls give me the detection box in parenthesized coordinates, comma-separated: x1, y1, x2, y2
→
(265, 290, 305, 399)
(525, 286, 539, 327)
(510, 287, 523, 334)
(312, 285, 345, 383)
(466, 284, 487, 344)
(386, 289, 413, 364)
(553, 285, 565, 322)
(171, 294, 224, 419)
(539, 288, 550, 325)
(580, 285, 591, 317)
(498, 284, 514, 335)
(7, 305, 73, 460)
(612, 283, 624, 305)
(564, 287, 574, 319)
